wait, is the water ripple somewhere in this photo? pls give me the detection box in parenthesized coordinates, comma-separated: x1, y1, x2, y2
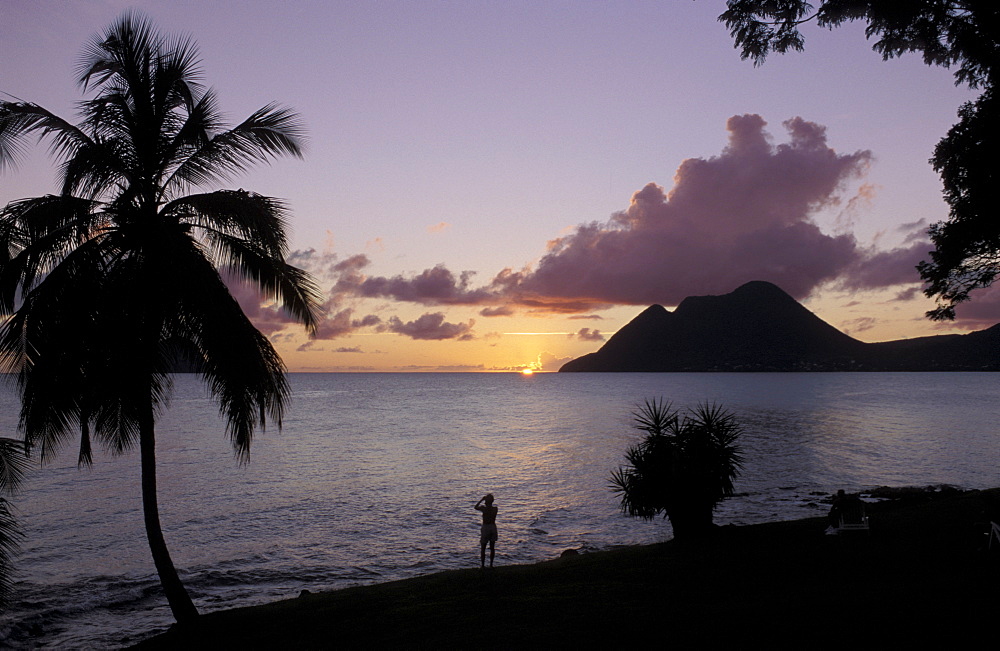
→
(1, 372, 998, 648)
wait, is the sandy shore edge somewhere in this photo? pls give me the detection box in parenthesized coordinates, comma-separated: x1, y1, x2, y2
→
(134, 487, 1000, 649)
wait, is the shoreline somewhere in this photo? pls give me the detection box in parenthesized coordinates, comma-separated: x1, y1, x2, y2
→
(135, 487, 1000, 648)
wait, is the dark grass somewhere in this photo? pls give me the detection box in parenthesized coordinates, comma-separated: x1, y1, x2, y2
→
(135, 488, 1000, 649)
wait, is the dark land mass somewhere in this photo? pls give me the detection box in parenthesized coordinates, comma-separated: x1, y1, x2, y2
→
(560, 280, 1000, 372)
(135, 488, 1000, 649)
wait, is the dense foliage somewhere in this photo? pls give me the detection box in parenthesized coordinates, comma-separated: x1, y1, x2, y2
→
(721, 1, 999, 88)
(0, 13, 319, 622)
(919, 87, 1000, 319)
(611, 399, 744, 539)
(720, 1, 1000, 319)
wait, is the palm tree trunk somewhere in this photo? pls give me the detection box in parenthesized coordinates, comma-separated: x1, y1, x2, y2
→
(139, 406, 199, 623)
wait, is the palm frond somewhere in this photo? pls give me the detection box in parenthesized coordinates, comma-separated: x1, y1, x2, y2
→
(0, 101, 93, 172)
(210, 236, 321, 334)
(152, 33, 203, 114)
(0, 230, 124, 460)
(0, 438, 27, 611)
(0, 496, 24, 609)
(59, 138, 133, 201)
(77, 90, 135, 142)
(1, 193, 102, 241)
(77, 10, 159, 92)
(128, 229, 291, 461)
(163, 190, 290, 254)
(0, 195, 106, 314)
(161, 190, 321, 332)
(172, 261, 290, 461)
(1, 307, 86, 459)
(157, 89, 223, 188)
(631, 397, 677, 436)
(164, 103, 304, 191)
(0, 438, 30, 496)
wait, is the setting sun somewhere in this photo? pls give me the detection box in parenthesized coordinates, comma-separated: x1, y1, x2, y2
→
(521, 368, 534, 375)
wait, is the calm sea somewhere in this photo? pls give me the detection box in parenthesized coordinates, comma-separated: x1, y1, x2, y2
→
(1, 372, 998, 648)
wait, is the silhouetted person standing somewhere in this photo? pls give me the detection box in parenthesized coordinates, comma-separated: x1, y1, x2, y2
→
(475, 493, 498, 567)
(828, 489, 847, 529)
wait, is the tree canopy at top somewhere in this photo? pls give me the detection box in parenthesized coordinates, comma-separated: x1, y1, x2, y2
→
(721, 1, 1000, 320)
(721, 1, 999, 87)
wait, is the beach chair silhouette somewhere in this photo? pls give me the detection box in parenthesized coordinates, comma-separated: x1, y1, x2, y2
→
(836, 500, 870, 535)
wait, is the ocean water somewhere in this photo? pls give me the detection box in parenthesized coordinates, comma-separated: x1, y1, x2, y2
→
(1, 372, 998, 648)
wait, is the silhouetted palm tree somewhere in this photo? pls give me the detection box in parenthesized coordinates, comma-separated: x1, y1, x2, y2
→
(0, 13, 319, 622)
(0, 438, 29, 609)
(611, 399, 744, 539)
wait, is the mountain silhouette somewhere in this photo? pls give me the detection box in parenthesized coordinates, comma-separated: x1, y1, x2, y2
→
(559, 281, 1000, 372)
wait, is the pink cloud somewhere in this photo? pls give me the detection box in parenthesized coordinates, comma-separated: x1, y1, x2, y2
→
(898, 220, 928, 244)
(841, 316, 877, 335)
(382, 312, 475, 340)
(479, 306, 514, 317)
(839, 240, 932, 291)
(314, 309, 382, 340)
(950, 285, 1000, 329)
(282, 115, 966, 334)
(345, 264, 493, 305)
(572, 328, 605, 341)
(333, 253, 372, 275)
(509, 115, 872, 306)
(233, 251, 392, 341)
(231, 250, 491, 341)
(225, 273, 302, 335)
(335, 115, 886, 312)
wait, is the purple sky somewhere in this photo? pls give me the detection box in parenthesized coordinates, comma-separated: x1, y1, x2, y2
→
(1, 1, 989, 371)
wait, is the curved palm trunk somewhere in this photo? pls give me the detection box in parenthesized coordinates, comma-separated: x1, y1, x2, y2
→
(139, 407, 199, 623)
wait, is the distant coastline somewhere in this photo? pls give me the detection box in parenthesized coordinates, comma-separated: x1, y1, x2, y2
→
(561, 281, 1000, 372)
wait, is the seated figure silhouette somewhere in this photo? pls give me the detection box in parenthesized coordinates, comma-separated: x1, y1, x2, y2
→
(475, 493, 498, 567)
(827, 489, 864, 533)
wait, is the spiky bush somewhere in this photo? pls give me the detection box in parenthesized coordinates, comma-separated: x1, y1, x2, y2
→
(611, 399, 744, 539)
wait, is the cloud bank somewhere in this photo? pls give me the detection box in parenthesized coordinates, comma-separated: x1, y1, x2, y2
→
(572, 328, 605, 341)
(245, 114, 999, 346)
(382, 313, 475, 341)
(949, 285, 1000, 328)
(333, 115, 929, 316)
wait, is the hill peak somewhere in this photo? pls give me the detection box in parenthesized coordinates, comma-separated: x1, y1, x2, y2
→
(557, 281, 1000, 372)
(731, 280, 795, 300)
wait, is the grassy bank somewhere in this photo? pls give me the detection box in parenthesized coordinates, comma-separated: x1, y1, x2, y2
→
(137, 488, 999, 649)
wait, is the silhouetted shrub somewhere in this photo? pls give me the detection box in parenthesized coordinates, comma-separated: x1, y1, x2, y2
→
(611, 399, 744, 539)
